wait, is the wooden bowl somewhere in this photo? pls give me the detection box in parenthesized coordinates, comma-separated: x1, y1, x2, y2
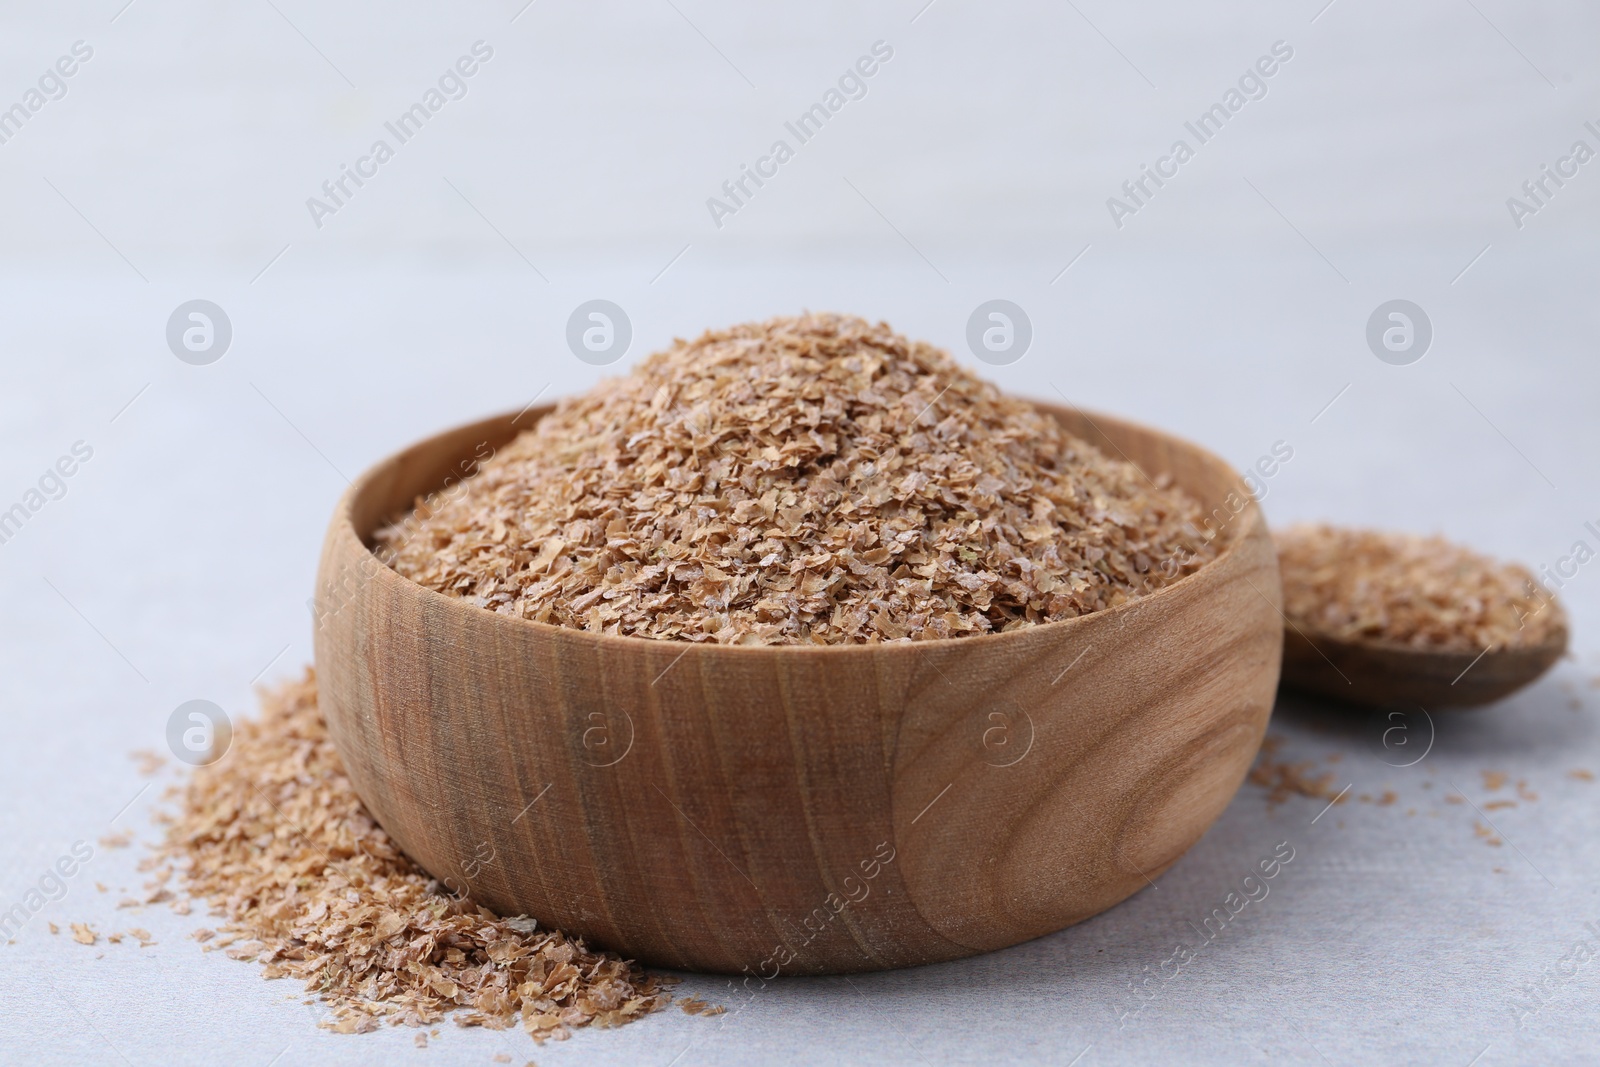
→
(313, 403, 1283, 975)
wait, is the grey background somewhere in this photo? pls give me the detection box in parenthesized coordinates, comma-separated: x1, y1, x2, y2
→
(2, 0, 1598, 1064)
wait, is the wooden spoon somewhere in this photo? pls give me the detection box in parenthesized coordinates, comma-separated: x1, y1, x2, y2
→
(1279, 614, 1568, 709)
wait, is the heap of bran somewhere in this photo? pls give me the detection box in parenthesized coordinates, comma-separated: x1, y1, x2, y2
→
(1276, 523, 1563, 652)
(158, 670, 670, 1042)
(377, 313, 1219, 644)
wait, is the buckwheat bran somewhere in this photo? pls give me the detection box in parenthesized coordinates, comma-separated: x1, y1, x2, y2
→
(1276, 523, 1563, 652)
(378, 314, 1219, 643)
(157, 670, 671, 1043)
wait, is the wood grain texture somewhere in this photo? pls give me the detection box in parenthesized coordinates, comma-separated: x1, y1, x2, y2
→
(312, 403, 1283, 975)
(1280, 619, 1567, 710)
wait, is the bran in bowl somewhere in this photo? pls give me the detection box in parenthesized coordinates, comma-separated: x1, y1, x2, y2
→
(376, 313, 1221, 643)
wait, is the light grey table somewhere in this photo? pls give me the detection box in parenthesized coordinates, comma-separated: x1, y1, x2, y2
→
(2, 1, 1597, 1063)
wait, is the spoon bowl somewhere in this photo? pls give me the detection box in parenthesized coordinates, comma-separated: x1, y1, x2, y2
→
(1280, 618, 1568, 709)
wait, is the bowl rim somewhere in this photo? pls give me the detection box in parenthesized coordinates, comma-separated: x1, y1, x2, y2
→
(328, 398, 1267, 658)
